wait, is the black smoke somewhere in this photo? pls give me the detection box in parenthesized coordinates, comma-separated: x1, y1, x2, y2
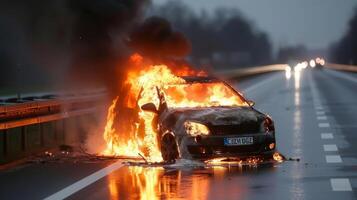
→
(0, 0, 149, 95)
(129, 16, 191, 59)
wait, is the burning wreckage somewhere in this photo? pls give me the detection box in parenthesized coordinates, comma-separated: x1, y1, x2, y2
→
(101, 54, 282, 165)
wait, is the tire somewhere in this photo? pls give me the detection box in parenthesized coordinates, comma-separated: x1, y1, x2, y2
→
(161, 133, 179, 163)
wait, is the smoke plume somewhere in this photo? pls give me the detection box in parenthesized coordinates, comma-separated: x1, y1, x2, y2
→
(129, 16, 191, 59)
(0, 0, 150, 95)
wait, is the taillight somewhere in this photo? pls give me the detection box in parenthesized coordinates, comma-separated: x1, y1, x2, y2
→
(264, 117, 275, 133)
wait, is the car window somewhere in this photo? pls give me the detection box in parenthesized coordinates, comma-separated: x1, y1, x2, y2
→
(161, 82, 249, 108)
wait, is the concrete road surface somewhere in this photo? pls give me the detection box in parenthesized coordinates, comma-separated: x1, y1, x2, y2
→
(0, 68, 356, 200)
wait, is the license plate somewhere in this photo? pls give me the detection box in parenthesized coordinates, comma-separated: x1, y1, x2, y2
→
(224, 137, 254, 146)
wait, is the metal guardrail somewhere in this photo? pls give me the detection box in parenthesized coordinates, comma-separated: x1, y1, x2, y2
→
(0, 93, 107, 130)
(325, 63, 357, 72)
(0, 107, 103, 130)
(217, 64, 288, 79)
(217, 63, 357, 80)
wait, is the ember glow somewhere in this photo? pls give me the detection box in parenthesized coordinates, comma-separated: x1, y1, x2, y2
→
(205, 157, 264, 166)
(273, 152, 284, 163)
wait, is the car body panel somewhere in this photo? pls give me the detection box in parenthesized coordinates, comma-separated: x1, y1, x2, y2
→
(139, 76, 276, 161)
(158, 106, 275, 160)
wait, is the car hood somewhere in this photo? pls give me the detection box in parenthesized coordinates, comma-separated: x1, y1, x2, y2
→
(166, 106, 265, 126)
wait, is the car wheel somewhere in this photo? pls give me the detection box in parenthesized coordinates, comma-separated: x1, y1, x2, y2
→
(161, 133, 179, 163)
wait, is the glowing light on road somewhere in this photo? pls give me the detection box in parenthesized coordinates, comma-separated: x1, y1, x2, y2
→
(285, 65, 292, 80)
(315, 57, 325, 66)
(293, 62, 304, 91)
(302, 61, 308, 69)
(320, 58, 325, 66)
(309, 59, 316, 68)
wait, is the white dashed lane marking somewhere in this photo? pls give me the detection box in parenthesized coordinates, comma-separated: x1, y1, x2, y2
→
(321, 133, 334, 139)
(326, 155, 342, 163)
(315, 106, 323, 110)
(309, 71, 353, 192)
(316, 111, 325, 115)
(323, 144, 338, 152)
(330, 178, 352, 191)
(318, 123, 330, 128)
(317, 116, 327, 120)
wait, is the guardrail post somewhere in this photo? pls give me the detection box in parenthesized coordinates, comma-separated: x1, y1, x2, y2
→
(42, 122, 56, 147)
(6, 127, 23, 162)
(21, 127, 25, 151)
(25, 124, 41, 152)
(54, 120, 65, 145)
(0, 130, 5, 164)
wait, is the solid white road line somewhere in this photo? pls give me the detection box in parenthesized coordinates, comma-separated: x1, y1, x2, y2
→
(330, 178, 352, 191)
(323, 144, 338, 152)
(44, 160, 124, 200)
(317, 116, 327, 120)
(316, 111, 325, 115)
(326, 155, 342, 163)
(321, 133, 334, 139)
(319, 123, 330, 128)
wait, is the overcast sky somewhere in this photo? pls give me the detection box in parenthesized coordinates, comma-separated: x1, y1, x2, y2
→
(153, 0, 357, 50)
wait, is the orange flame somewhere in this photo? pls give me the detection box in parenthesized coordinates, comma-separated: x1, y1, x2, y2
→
(162, 82, 247, 108)
(103, 97, 143, 158)
(102, 54, 246, 162)
(102, 63, 188, 162)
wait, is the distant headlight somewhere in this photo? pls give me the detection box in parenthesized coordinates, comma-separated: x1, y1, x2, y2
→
(184, 121, 210, 136)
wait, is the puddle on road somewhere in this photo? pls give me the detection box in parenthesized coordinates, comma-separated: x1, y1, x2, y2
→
(20, 148, 300, 200)
(106, 157, 285, 200)
(18, 148, 299, 200)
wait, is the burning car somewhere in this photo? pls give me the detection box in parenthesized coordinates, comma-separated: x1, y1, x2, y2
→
(140, 76, 276, 162)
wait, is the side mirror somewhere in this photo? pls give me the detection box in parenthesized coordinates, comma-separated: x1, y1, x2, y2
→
(247, 100, 255, 107)
(141, 103, 158, 113)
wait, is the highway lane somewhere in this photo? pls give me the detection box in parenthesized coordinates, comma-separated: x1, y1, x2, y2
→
(0, 68, 356, 199)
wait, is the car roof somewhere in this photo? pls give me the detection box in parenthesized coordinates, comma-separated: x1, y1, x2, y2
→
(179, 76, 220, 83)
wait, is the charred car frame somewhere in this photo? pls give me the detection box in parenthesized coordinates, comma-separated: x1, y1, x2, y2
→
(140, 76, 276, 162)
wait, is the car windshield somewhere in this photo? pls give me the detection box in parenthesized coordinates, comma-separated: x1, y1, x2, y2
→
(161, 82, 249, 108)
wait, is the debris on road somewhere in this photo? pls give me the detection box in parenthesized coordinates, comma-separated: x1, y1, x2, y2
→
(26, 145, 141, 164)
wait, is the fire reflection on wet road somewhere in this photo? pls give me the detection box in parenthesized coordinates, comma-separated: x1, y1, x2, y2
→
(291, 63, 304, 200)
(103, 164, 276, 200)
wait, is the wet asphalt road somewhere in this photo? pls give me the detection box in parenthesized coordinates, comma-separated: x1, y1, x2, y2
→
(0, 68, 356, 200)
